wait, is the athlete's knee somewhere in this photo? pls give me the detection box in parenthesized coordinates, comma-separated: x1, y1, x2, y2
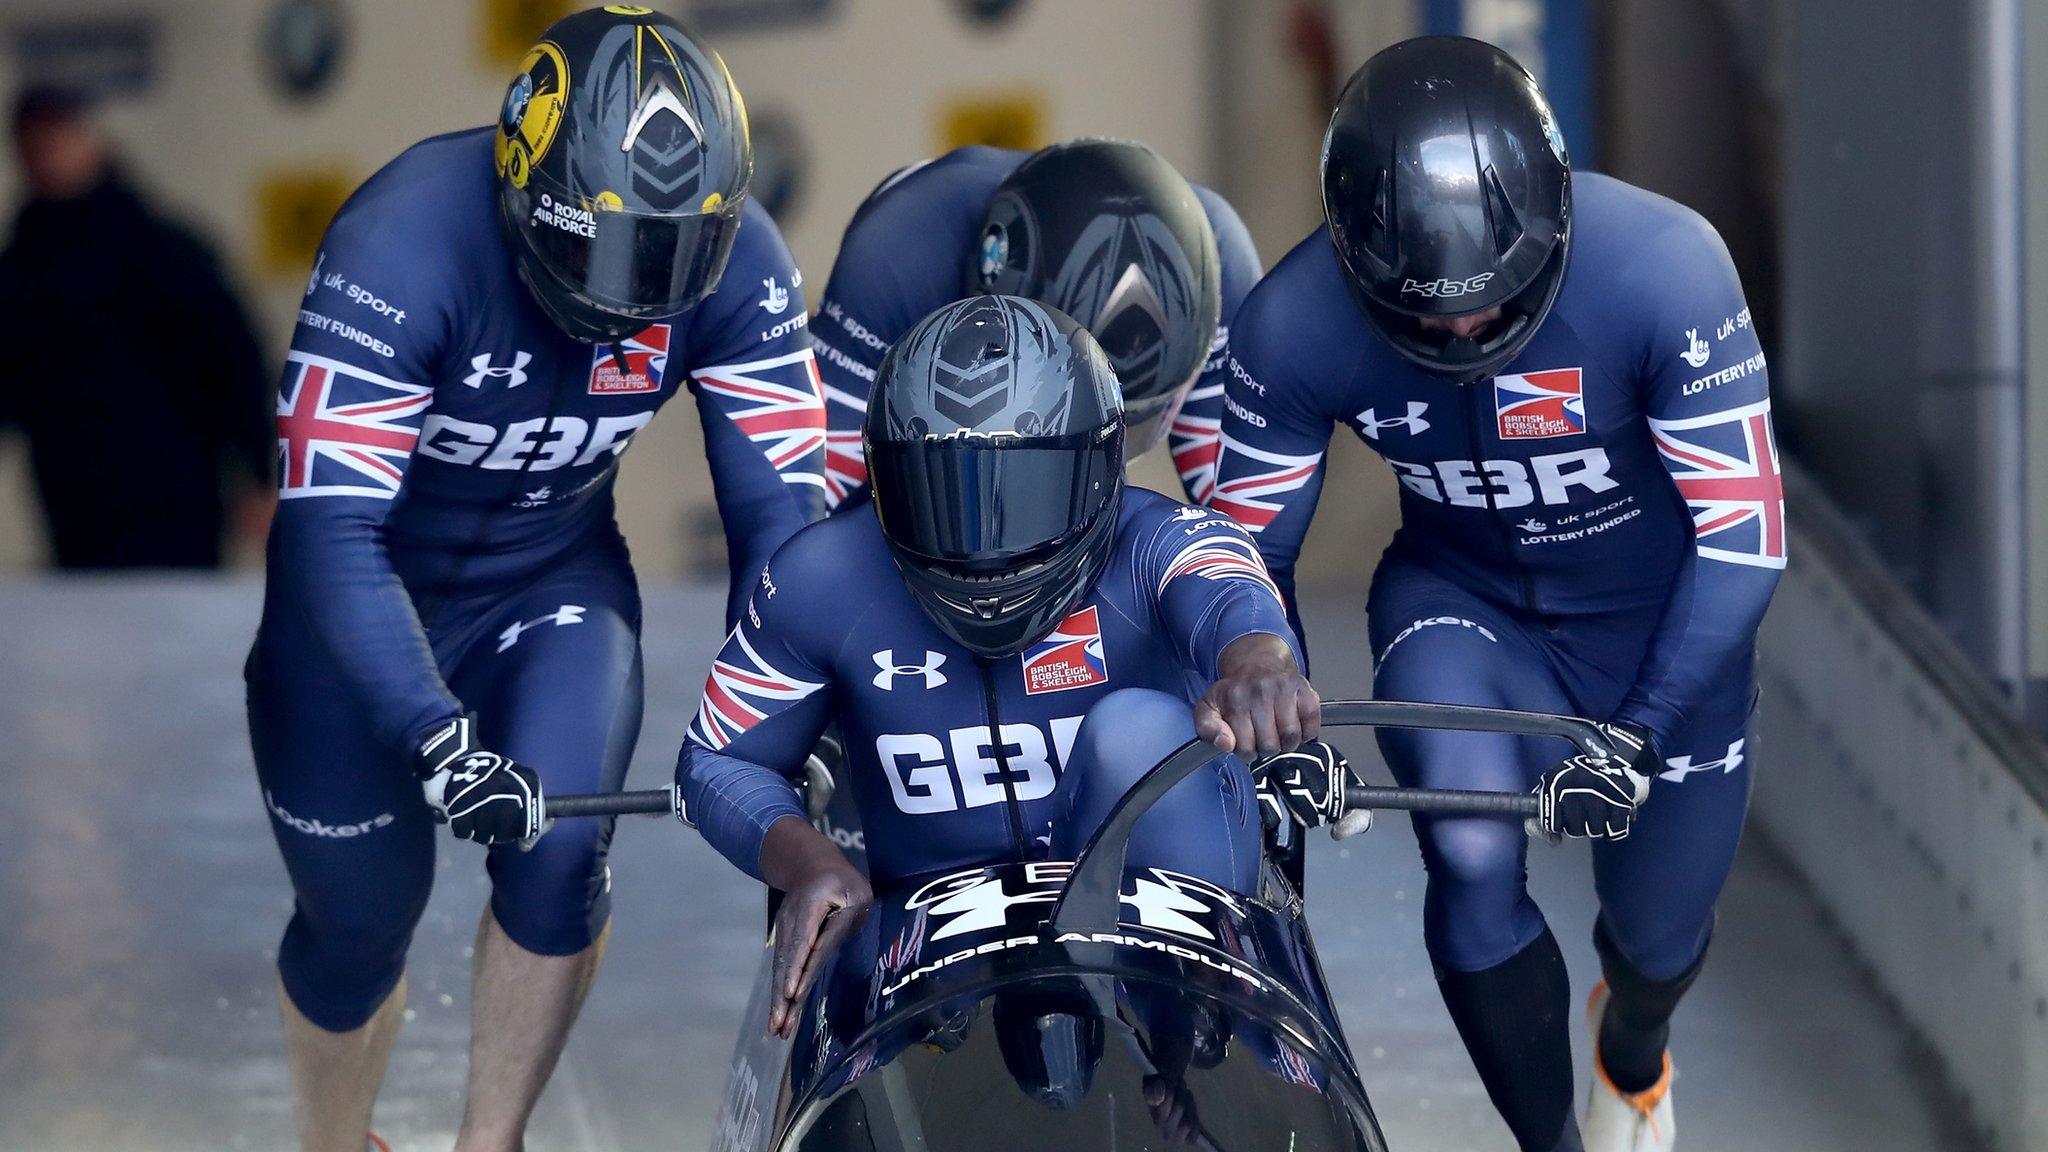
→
(1417, 822, 1544, 972)
(1079, 689, 1195, 760)
(486, 820, 615, 955)
(1416, 815, 1524, 892)
(276, 877, 430, 1032)
(1596, 903, 1715, 981)
(1069, 689, 1194, 792)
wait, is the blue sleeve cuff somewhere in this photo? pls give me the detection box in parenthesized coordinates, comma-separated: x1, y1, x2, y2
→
(678, 742, 808, 883)
(1207, 591, 1306, 681)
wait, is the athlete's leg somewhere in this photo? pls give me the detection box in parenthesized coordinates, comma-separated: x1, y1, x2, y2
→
(444, 567, 644, 1151)
(1367, 561, 1582, 1152)
(1049, 687, 1260, 894)
(1588, 685, 1754, 1092)
(279, 974, 408, 1152)
(250, 641, 438, 1151)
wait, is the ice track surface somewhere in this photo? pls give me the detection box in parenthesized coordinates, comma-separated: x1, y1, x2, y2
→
(0, 578, 1973, 1151)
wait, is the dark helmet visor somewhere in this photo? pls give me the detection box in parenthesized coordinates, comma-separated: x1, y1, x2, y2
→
(507, 165, 745, 319)
(870, 433, 1121, 569)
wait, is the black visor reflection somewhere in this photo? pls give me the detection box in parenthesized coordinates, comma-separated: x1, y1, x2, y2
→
(871, 435, 1120, 566)
(512, 179, 743, 317)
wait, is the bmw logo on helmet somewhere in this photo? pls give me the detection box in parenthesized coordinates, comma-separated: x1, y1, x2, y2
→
(501, 73, 533, 132)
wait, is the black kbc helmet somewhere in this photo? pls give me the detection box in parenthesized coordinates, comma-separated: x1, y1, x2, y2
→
(1322, 36, 1571, 383)
(495, 5, 752, 343)
(866, 296, 1125, 661)
(967, 140, 1220, 453)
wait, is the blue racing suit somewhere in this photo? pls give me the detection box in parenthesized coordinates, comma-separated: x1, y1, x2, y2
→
(807, 146, 1263, 506)
(245, 127, 826, 1031)
(1212, 173, 1783, 979)
(675, 490, 1298, 895)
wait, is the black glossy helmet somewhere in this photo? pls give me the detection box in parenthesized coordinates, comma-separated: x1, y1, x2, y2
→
(495, 6, 752, 343)
(1321, 36, 1571, 383)
(866, 296, 1125, 660)
(967, 140, 1220, 453)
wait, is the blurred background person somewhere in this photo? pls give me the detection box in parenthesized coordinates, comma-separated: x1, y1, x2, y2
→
(0, 82, 272, 570)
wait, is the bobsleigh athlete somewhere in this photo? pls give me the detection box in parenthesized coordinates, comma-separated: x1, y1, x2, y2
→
(676, 295, 1318, 1038)
(244, 8, 824, 1150)
(808, 138, 1261, 507)
(1210, 38, 1783, 1152)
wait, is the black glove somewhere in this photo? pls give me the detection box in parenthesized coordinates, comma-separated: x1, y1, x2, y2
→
(1253, 740, 1370, 838)
(415, 715, 546, 848)
(1534, 722, 1657, 840)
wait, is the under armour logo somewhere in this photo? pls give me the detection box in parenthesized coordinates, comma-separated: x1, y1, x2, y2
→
(1358, 402, 1430, 439)
(872, 649, 948, 690)
(465, 351, 532, 389)
(759, 277, 790, 315)
(497, 604, 587, 652)
(1680, 328, 1713, 369)
(1660, 738, 1746, 784)
(621, 76, 704, 154)
(457, 753, 496, 781)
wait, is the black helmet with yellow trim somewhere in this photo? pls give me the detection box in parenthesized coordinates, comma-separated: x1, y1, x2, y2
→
(495, 5, 752, 342)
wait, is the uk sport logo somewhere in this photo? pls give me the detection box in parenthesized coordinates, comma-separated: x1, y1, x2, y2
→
(1021, 605, 1110, 696)
(277, 352, 433, 500)
(1158, 519, 1282, 602)
(689, 625, 827, 750)
(1649, 399, 1785, 569)
(1209, 436, 1324, 532)
(1494, 368, 1586, 440)
(693, 349, 829, 491)
(589, 324, 669, 395)
(1169, 379, 1223, 504)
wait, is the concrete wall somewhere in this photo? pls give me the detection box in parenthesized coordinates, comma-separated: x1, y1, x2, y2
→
(1757, 468, 2048, 1150)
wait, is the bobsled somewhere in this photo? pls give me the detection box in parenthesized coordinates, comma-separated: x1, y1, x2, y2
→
(642, 700, 1608, 1152)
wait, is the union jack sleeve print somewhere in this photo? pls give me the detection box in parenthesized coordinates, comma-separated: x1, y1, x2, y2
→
(1158, 513, 1284, 603)
(692, 348, 830, 494)
(820, 379, 870, 506)
(1649, 398, 1786, 569)
(1609, 212, 1786, 745)
(1170, 378, 1225, 505)
(1210, 436, 1325, 533)
(687, 619, 827, 752)
(276, 351, 433, 500)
